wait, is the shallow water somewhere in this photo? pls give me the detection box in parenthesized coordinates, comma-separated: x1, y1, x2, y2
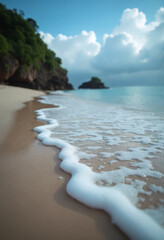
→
(35, 86, 164, 239)
(72, 86, 164, 117)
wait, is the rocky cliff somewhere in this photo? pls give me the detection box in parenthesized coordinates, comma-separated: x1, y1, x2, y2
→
(0, 3, 74, 91)
(78, 77, 108, 89)
(0, 55, 73, 90)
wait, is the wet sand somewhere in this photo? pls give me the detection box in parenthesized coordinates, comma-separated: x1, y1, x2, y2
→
(0, 85, 127, 240)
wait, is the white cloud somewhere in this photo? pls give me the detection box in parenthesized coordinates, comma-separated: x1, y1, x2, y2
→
(41, 30, 100, 71)
(155, 7, 164, 23)
(39, 31, 54, 44)
(113, 8, 147, 52)
(139, 23, 164, 70)
(93, 33, 139, 73)
(40, 8, 164, 87)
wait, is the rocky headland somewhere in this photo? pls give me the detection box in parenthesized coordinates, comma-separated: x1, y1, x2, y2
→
(78, 77, 109, 89)
(0, 3, 73, 90)
(0, 55, 73, 90)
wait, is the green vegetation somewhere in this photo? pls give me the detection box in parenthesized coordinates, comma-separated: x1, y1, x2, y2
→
(0, 3, 63, 72)
(90, 77, 102, 83)
(78, 76, 108, 89)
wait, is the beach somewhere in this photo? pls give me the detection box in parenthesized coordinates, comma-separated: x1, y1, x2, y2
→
(33, 88, 164, 240)
(0, 85, 127, 240)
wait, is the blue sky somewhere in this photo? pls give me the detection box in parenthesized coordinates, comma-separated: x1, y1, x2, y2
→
(2, 0, 164, 42)
(1, 0, 164, 87)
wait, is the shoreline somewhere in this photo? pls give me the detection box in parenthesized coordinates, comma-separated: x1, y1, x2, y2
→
(0, 85, 44, 144)
(35, 90, 164, 240)
(0, 85, 127, 240)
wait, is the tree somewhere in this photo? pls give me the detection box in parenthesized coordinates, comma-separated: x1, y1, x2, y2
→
(27, 18, 39, 32)
(0, 3, 6, 11)
(19, 9, 25, 18)
(91, 77, 102, 83)
(0, 34, 10, 56)
(55, 57, 62, 65)
(0, 4, 66, 73)
(13, 8, 17, 13)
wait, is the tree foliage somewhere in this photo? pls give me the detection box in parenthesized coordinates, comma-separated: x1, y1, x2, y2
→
(0, 3, 64, 72)
(91, 77, 102, 83)
(0, 34, 11, 55)
(27, 18, 39, 32)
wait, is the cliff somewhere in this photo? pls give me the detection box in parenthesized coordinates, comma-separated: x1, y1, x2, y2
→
(0, 3, 73, 90)
(78, 77, 108, 89)
(0, 55, 73, 90)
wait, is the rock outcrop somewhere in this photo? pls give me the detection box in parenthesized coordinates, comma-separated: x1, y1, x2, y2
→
(78, 77, 108, 89)
(0, 3, 74, 90)
(0, 56, 74, 90)
(0, 56, 19, 81)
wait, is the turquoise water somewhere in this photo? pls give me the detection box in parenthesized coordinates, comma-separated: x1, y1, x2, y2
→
(70, 86, 164, 116)
(35, 86, 164, 237)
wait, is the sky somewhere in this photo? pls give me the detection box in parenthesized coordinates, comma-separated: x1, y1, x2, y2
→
(1, 0, 164, 87)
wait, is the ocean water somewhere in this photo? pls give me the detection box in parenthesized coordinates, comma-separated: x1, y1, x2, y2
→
(34, 86, 164, 240)
(72, 86, 164, 116)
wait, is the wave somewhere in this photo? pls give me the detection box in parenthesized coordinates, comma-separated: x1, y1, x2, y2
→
(34, 90, 164, 239)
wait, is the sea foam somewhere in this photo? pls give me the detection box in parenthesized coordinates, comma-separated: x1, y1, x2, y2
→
(34, 91, 164, 240)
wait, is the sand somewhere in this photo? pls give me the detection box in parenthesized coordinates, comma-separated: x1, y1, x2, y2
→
(0, 85, 44, 144)
(0, 85, 127, 240)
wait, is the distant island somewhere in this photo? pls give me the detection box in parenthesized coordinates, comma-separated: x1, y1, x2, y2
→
(0, 3, 73, 90)
(78, 77, 109, 89)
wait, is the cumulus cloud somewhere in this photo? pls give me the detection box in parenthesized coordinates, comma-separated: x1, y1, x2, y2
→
(40, 8, 164, 87)
(112, 8, 148, 52)
(155, 7, 164, 23)
(41, 30, 100, 71)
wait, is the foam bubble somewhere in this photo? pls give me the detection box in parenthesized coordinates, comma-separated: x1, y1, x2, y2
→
(149, 185, 164, 193)
(34, 91, 164, 240)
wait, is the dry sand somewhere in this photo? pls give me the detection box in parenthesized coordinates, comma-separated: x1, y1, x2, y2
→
(0, 85, 127, 240)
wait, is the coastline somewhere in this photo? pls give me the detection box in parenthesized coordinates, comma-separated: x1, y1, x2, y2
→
(34, 90, 164, 240)
(0, 85, 127, 240)
(0, 85, 44, 144)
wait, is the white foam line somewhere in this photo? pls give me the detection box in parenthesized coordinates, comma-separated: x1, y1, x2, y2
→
(34, 106, 164, 240)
